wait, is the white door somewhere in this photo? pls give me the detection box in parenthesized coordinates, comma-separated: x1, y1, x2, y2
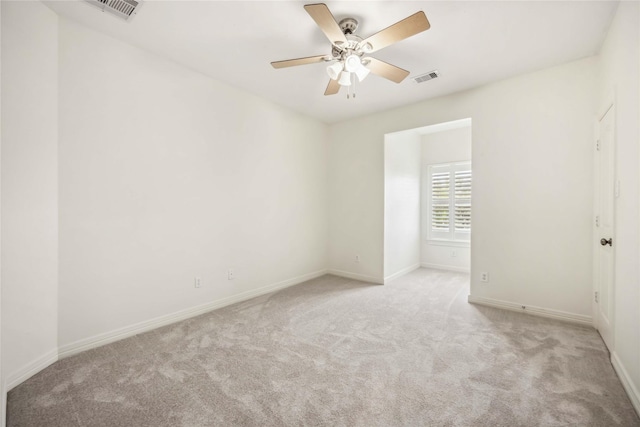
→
(595, 105, 615, 351)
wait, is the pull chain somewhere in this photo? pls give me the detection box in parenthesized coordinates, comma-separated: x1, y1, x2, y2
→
(353, 73, 357, 98)
(347, 74, 357, 99)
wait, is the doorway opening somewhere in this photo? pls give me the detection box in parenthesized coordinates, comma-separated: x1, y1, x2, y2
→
(383, 118, 472, 283)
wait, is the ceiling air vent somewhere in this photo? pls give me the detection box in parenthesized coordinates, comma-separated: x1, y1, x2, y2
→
(413, 70, 440, 84)
(85, 0, 141, 21)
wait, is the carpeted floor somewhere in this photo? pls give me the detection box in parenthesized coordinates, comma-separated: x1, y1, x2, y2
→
(7, 269, 640, 426)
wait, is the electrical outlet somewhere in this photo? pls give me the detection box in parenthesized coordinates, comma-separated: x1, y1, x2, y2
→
(194, 277, 201, 288)
(355, 255, 360, 263)
(480, 272, 489, 283)
(451, 250, 457, 258)
(227, 269, 234, 280)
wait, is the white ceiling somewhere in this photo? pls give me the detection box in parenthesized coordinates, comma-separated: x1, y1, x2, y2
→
(46, 1, 617, 123)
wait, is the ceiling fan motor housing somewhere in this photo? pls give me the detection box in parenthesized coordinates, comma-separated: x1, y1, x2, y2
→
(338, 17, 358, 35)
(332, 34, 365, 59)
(330, 17, 364, 59)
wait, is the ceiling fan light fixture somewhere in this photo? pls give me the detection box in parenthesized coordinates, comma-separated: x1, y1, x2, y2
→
(338, 71, 352, 86)
(344, 54, 361, 72)
(326, 62, 343, 80)
(354, 62, 370, 82)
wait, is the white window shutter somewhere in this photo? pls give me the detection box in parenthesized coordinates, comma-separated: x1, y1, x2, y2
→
(431, 171, 450, 231)
(427, 162, 471, 242)
(454, 170, 472, 232)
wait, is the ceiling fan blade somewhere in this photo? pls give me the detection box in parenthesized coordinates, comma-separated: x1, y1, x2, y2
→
(324, 79, 340, 96)
(271, 55, 329, 69)
(360, 11, 430, 53)
(365, 57, 410, 83)
(304, 3, 347, 46)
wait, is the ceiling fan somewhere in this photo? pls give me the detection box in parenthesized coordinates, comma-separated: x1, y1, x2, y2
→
(271, 3, 431, 97)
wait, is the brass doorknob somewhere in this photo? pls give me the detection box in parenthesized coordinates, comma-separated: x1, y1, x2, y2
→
(600, 238, 612, 246)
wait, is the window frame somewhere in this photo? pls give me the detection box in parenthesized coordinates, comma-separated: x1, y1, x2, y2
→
(424, 161, 472, 245)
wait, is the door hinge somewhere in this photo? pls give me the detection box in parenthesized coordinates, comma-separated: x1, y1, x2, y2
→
(594, 291, 599, 303)
(596, 139, 601, 151)
(595, 215, 600, 227)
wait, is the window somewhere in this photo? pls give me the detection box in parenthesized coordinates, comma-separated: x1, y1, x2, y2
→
(426, 162, 471, 243)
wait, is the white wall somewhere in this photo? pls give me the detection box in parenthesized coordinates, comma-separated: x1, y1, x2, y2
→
(1, 2, 3, 423)
(598, 0, 640, 413)
(421, 126, 472, 272)
(327, 124, 383, 283)
(328, 56, 597, 319)
(383, 131, 421, 282)
(1, 0, 59, 390)
(58, 20, 328, 351)
(421, 127, 472, 165)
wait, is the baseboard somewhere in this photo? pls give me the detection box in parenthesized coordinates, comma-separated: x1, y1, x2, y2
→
(58, 269, 328, 359)
(5, 348, 58, 392)
(327, 269, 383, 284)
(611, 351, 640, 417)
(420, 262, 470, 273)
(384, 263, 421, 284)
(467, 295, 593, 327)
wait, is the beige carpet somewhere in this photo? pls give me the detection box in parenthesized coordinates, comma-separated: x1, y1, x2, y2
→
(7, 269, 640, 426)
